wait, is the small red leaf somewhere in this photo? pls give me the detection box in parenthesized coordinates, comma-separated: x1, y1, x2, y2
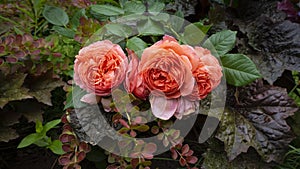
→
(62, 144, 72, 152)
(130, 130, 137, 137)
(151, 126, 159, 134)
(179, 157, 186, 166)
(171, 149, 178, 160)
(186, 156, 198, 164)
(181, 144, 190, 155)
(58, 156, 71, 165)
(79, 142, 90, 152)
(119, 119, 130, 128)
(143, 143, 157, 154)
(76, 151, 86, 162)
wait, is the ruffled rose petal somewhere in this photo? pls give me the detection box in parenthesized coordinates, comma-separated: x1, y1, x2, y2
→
(175, 97, 199, 119)
(80, 93, 101, 104)
(150, 95, 178, 120)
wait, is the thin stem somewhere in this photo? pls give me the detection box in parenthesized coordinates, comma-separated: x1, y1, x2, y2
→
(152, 157, 178, 161)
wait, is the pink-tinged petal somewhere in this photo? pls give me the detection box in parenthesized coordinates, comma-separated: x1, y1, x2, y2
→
(175, 97, 199, 119)
(101, 97, 112, 112)
(80, 93, 100, 104)
(150, 95, 178, 120)
(163, 34, 178, 42)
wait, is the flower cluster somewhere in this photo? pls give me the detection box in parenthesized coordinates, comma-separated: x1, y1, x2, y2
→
(73, 35, 222, 120)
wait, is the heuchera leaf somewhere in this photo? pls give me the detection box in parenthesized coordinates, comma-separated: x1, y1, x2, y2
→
(221, 54, 261, 86)
(27, 71, 65, 106)
(216, 80, 298, 162)
(0, 73, 32, 108)
(0, 127, 19, 142)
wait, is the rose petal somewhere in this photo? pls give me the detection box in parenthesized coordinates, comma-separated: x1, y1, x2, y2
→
(80, 93, 100, 104)
(175, 97, 199, 119)
(150, 95, 178, 120)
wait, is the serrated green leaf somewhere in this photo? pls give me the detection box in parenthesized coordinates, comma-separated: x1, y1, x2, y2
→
(42, 119, 61, 134)
(124, 1, 146, 14)
(43, 5, 69, 26)
(48, 140, 64, 155)
(105, 23, 132, 38)
(137, 17, 164, 36)
(221, 54, 261, 86)
(17, 133, 43, 148)
(52, 26, 75, 38)
(126, 37, 147, 58)
(183, 23, 206, 45)
(203, 30, 236, 57)
(90, 5, 124, 16)
(148, 1, 165, 14)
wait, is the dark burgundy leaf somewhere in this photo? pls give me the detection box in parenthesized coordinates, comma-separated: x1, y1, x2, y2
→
(216, 80, 298, 162)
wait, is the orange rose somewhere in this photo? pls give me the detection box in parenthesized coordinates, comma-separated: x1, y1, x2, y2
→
(74, 40, 128, 96)
(187, 47, 222, 100)
(139, 35, 195, 99)
(124, 49, 149, 100)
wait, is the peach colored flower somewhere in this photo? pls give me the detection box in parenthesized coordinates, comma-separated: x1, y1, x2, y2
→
(124, 49, 149, 100)
(139, 35, 195, 99)
(74, 40, 128, 97)
(187, 47, 222, 101)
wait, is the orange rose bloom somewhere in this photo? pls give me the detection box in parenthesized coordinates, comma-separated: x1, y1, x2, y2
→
(187, 47, 222, 100)
(74, 40, 128, 96)
(139, 35, 195, 99)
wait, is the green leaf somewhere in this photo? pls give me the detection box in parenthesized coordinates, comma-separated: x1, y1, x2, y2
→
(124, 1, 146, 14)
(43, 5, 69, 26)
(90, 5, 124, 16)
(105, 23, 132, 38)
(193, 22, 212, 34)
(137, 17, 164, 36)
(42, 119, 61, 134)
(126, 37, 148, 58)
(70, 9, 86, 29)
(221, 54, 261, 86)
(183, 23, 206, 45)
(52, 26, 75, 38)
(132, 125, 149, 132)
(148, 1, 165, 14)
(17, 133, 43, 148)
(169, 15, 184, 33)
(48, 140, 64, 155)
(203, 30, 236, 57)
(35, 120, 43, 133)
(64, 85, 89, 110)
(0, 73, 32, 108)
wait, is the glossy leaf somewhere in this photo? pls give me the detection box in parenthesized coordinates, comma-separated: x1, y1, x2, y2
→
(183, 23, 206, 45)
(53, 26, 75, 38)
(124, 1, 146, 14)
(105, 23, 132, 38)
(221, 54, 261, 86)
(42, 119, 61, 134)
(48, 140, 64, 155)
(137, 17, 164, 36)
(90, 5, 124, 16)
(148, 1, 165, 14)
(35, 120, 43, 133)
(203, 30, 236, 57)
(17, 133, 43, 148)
(43, 5, 69, 26)
(126, 37, 147, 58)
